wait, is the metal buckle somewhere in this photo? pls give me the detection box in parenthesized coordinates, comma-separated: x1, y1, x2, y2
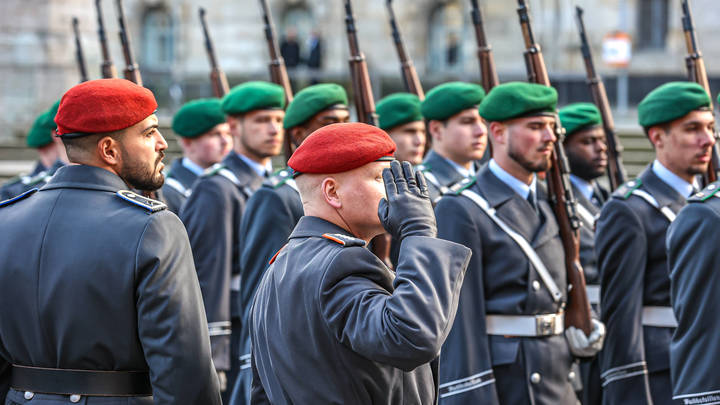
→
(535, 314, 556, 336)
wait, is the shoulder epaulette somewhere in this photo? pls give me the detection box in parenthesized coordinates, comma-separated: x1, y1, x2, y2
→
(0, 188, 38, 208)
(416, 163, 431, 173)
(2, 175, 23, 187)
(613, 178, 643, 200)
(202, 163, 225, 177)
(116, 190, 167, 212)
(25, 171, 52, 187)
(268, 168, 293, 189)
(321, 233, 366, 247)
(689, 181, 720, 202)
(448, 176, 477, 195)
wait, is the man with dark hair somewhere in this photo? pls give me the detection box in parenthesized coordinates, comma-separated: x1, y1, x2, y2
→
(179, 81, 285, 401)
(230, 83, 349, 405)
(596, 82, 714, 405)
(0, 78, 221, 404)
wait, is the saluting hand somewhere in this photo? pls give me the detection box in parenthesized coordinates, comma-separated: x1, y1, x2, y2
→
(378, 160, 437, 241)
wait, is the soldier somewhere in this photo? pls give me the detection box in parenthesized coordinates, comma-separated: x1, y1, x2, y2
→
(179, 81, 285, 400)
(230, 83, 349, 404)
(249, 123, 471, 403)
(596, 82, 714, 404)
(559, 102, 610, 405)
(377, 92, 426, 165)
(435, 82, 604, 404)
(0, 78, 221, 404)
(418, 82, 487, 201)
(161, 98, 230, 214)
(0, 101, 68, 200)
(667, 96, 720, 403)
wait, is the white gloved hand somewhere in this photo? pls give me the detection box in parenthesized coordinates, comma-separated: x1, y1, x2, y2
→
(565, 319, 606, 358)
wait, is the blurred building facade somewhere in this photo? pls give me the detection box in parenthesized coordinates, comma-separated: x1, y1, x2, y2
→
(1, 0, 719, 143)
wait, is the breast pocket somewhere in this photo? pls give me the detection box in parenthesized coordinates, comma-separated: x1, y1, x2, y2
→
(489, 335, 520, 366)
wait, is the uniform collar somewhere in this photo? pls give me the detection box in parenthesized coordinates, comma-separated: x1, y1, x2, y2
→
(181, 157, 205, 177)
(42, 164, 129, 192)
(235, 152, 272, 178)
(222, 152, 263, 187)
(569, 174, 595, 202)
(652, 160, 698, 198)
(445, 155, 476, 178)
(167, 158, 199, 188)
(639, 164, 688, 209)
(289, 216, 356, 240)
(488, 159, 536, 200)
(422, 150, 467, 185)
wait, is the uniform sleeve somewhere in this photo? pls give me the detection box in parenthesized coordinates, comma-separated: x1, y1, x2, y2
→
(319, 236, 471, 372)
(179, 178, 234, 371)
(135, 212, 222, 405)
(435, 196, 501, 405)
(595, 198, 653, 403)
(667, 203, 720, 401)
(250, 349, 270, 405)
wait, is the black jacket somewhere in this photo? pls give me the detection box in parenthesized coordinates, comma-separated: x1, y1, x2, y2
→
(0, 165, 220, 404)
(250, 216, 471, 404)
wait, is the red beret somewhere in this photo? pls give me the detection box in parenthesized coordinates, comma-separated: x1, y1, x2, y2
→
(55, 79, 158, 137)
(289, 123, 396, 175)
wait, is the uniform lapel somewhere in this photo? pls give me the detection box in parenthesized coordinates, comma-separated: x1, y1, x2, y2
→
(640, 168, 687, 214)
(423, 150, 466, 187)
(223, 153, 263, 191)
(530, 183, 559, 248)
(168, 159, 198, 189)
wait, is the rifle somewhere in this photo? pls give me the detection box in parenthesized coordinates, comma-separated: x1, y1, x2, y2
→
(199, 8, 229, 98)
(72, 17, 89, 83)
(517, 0, 592, 335)
(258, 0, 294, 163)
(385, 0, 424, 100)
(681, 0, 720, 184)
(95, 0, 117, 79)
(115, 0, 142, 85)
(575, 7, 627, 191)
(345, 0, 377, 126)
(469, 0, 498, 93)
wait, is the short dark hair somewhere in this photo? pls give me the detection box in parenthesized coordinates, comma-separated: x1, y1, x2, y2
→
(61, 130, 124, 163)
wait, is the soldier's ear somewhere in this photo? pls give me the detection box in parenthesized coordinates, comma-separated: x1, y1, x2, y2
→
(321, 177, 342, 209)
(97, 135, 122, 167)
(489, 121, 506, 146)
(427, 120, 444, 142)
(647, 126, 665, 149)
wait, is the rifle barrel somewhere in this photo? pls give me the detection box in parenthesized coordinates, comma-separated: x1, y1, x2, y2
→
(470, 0, 499, 92)
(115, 0, 142, 85)
(385, 0, 424, 99)
(72, 17, 89, 83)
(95, 0, 117, 78)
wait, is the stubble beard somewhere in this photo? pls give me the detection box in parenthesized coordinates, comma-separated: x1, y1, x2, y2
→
(508, 140, 552, 173)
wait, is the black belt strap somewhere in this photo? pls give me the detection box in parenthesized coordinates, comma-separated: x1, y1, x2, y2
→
(11, 365, 152, 396)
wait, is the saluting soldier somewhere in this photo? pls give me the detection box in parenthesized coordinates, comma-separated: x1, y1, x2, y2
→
(436, 82, 604, 404)
(0, 101, 68, 201)
(179, 81, 285, 400)
(559, 102, 610, 405)
(596, 82, 714, 404)
(161, 98, 230, 214)
(666, 92, 720, 403)
(249, 123, 471, 403)
(0, 78, 221, 404)
(230, 83, 349, 405)
(377, 92, 427, 165)
(418, 82, 487, 201)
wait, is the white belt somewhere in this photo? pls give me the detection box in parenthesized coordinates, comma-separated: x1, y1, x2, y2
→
(642, 306, 677, 328)
(586, 285, 600, 305)
(230, 275, 240, 291)
(485, 313, 564, 337)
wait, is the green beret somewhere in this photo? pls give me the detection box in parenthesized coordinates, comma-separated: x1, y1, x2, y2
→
(26, 111, 55, 148)
(421, 82, 485, 121)
(559, 103, 602, 136)
(172, 98, 226, 138)
(222, 81, 286, 115)
(638, 82, 711, 128)
(41, 99, 61, 128)
(283, 83, 348, 129)
(377, 93, 423, 130)
(479, 82, 558, 122)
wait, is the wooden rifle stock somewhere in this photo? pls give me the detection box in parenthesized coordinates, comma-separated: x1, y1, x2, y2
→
(575, 7, 626, 191)
(72, 17, 89, 83)
(199, 8, 229, 98)
(385, 0, 424, 100)
(258, 0, 294, 163)
(469, 0, 498, 93)
(95, 0, 117, 79)
(115, 0, 142, 86)
(681, 0, 719, 184)
(517, 0, 592, 335)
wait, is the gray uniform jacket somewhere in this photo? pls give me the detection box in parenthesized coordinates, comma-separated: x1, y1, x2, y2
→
(435, 165, 576, 405)
(666, 182, 720, 405)
(0, 165, 220, 404)
(0, 160, 64, 201)
(572, 182, 607, 286)
(595, 167, 685, 405)
(179, 152, 262, 371)
(230, 168, 303, 405)
(250, 216, 471, 404)
(160, 159, 198, 214)
(418, 150, 473, 202)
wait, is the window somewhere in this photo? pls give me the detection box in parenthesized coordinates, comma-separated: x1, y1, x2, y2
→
(636, 0, 669, 50)
(427, 1, 465, 73)
(141, 7, 174, 71)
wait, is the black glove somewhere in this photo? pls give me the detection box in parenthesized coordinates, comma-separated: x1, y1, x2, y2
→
(378, 160, 437, 241)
